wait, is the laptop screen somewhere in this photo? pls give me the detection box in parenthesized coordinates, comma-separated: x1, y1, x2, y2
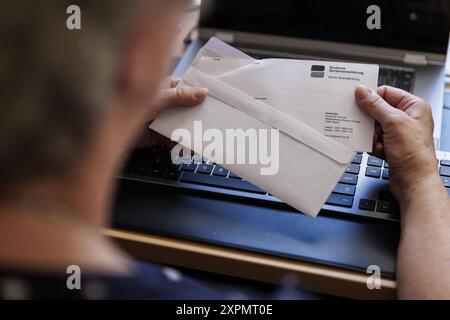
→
(199, 0, 450, 55)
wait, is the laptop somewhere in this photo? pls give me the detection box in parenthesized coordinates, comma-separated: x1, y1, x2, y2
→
(116, 0, 450, 277)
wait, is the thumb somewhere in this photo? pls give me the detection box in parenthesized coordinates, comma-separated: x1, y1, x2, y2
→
(154, 86, 208, 112)
(355, 84, 401, 127)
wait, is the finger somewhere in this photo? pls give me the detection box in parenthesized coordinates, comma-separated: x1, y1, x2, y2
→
(377, 86, 420, 112)
(155, 86, 208, 112)
(170, 78, 181, 88)
(372, 142, 385, 160)
(375, 122, 383, 143)
(160, 77, 181, 89)
(368, 121, 381, 152)
(372, 130, 379, 150)
(368, 141, 385, 160)
(355, 84, 403, 128)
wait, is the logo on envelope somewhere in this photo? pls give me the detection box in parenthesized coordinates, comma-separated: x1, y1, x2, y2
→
(311, 65, 325, 78)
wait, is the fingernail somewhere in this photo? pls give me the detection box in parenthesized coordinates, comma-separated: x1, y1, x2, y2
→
(355, 84, 372, 100)
(193, 88, 208, 99)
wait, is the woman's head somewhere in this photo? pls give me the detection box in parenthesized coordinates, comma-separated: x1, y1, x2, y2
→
(0, 0, 184, 192)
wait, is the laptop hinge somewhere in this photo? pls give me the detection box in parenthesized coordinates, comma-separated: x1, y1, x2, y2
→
(403, 53, 428, 66)
(214, 32, 235, 44)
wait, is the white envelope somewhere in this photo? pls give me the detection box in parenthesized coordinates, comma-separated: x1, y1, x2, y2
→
(151, 38, 378, 217)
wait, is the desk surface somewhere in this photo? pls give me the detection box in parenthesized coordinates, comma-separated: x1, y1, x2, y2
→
(105, 228, 397, 299)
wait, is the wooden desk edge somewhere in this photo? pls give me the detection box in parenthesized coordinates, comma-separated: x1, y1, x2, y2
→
(104, 228, 397, 299)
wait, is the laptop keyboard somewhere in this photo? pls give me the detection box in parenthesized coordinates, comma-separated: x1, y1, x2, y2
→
(247, 50, 415, 92)
(378, 68, 414, 92)
(121, 147, 450, 222)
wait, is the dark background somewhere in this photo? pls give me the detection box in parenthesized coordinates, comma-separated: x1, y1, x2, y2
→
(200, 0, 450, 54)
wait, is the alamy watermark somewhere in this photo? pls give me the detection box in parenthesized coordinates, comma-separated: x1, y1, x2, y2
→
(66, 265, 82, 290)
(66, 5, 81, 30)
(366, 5, 381, 30)
(171, 121, 280, 176)
(65, 4, 380, 32)
(366, 265, 382, 290)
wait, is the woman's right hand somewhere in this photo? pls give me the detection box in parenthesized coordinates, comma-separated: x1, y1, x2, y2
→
(354, 85, 439, 201)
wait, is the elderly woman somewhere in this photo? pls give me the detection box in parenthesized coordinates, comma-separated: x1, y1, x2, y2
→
(0, 0, 449, 300)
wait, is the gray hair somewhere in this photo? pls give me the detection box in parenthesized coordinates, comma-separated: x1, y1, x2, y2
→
(0, 0, 147, 189)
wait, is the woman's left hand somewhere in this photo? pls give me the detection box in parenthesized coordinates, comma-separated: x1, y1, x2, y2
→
(135, 77, 208, 148)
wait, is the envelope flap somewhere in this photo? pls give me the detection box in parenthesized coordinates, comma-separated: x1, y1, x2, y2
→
(192, 37, 254, 69)
(184, 67, 354, 165)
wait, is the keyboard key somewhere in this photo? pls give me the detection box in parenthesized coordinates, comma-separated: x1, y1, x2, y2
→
(181, 172, 266, 194)
(339, 173, 358, 185)
(149, 146, 161, 156)
(440, 166, 450, 177)
(441, 176, 450, 188)
(149, 167, 164, 178)
(132, 165, 150, 176)
(378, 68, 414, 92)
(359, 199, 376, 211)
(352, 154, 363, 164)
(166, 168, 181, 181)
(213, 166, 229, 177)
(346, 164, 360, 175)
(379, 190, 395, 202)
(367, 156, 383, 167)
(197, 164, 214, 175)
(192, 154, 203, 164)
(229, 172, 242, 180)
(376, 201, 393, 214)
(181, 163, 197, 172)
(151, 157, 166, 167)
(441, 160, 450, 167)
(366, 167, 382, 178)
(384, 162, 389, 168)
(326, 194, 353, 208)
(382, 169, 390, 180)
(333, 184, 356, 196)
